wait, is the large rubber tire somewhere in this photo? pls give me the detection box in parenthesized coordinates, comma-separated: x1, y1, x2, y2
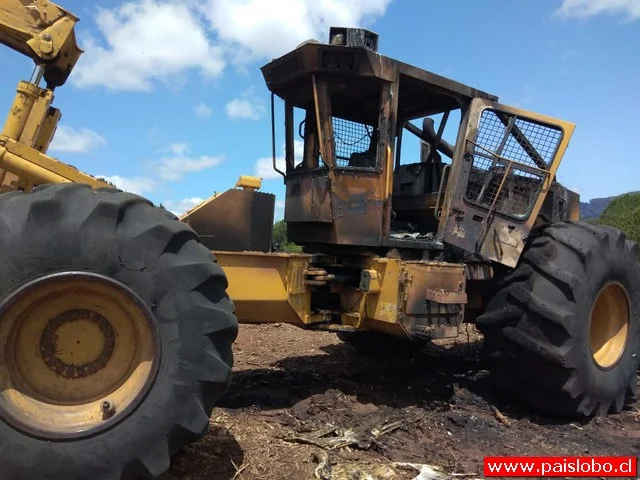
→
(476, 221, 640, 418)
(0, 184, 238, 479)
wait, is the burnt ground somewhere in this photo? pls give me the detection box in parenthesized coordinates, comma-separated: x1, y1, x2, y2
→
(163, 324, 640, 480)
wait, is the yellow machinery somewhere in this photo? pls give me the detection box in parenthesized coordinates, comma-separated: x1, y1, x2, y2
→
(0, 0, 109, 190)
(1, 2, 639, 479)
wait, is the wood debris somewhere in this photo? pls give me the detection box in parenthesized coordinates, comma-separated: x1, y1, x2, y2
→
(283, 410, 426, 451)
(313, 452, 397, 480)
(490, 405, 511, 427)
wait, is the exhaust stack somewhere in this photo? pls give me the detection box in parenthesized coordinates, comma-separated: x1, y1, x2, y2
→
(328, 27, 378, 52)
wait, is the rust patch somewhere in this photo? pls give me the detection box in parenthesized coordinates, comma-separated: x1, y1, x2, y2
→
(425, 288, 467, 304)
(284, 174, 333, 223)
(464, 263, 493, 280)
(451, 223, 465, 239)
(40, 309, 115, 379)
(402, 262, 466, 316)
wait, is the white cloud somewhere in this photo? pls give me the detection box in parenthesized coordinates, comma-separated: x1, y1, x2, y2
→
(70, 0, 394, 92)
(255, 139, 304, 179)
(155, 143, 223, 181)
(72, 0, 225, 91)
(200, 0, 393, 63)
(554, 0, 640, 21)
(96, 175, 156, 195)
(225, 98, 263, 120)
(168, 142, 189, 156)
(194, 102, 213, 118)
(254, 155, 280, 179)
(225, 88, 265, 120)
(163, 197, 205, 216)
(49, 126, 106, 153)
(157, 156, 223, 181)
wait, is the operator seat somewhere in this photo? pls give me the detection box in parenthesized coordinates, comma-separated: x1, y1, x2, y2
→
(390, 118, 453, 233)
(348, 130, 379, 168)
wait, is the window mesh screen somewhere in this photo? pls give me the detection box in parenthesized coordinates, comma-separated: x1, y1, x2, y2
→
(464, 109, 562, 219)
(332, 117, 376, 168)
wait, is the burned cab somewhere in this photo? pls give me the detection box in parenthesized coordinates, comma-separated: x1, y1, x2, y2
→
(219, 27, 635, 427)
(254, 25, 579, 364)
(262, 28, 577, 266)
(261, 27, 397, 248)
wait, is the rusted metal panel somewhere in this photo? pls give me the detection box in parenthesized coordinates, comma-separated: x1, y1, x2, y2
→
(401, 262, 467, 315)
(439, 98, 576, 269)
(397, 261, 467, 339)
(537, 182, 582, 225)
(286, 169, 387, 246)
(261, 42, 497, 123)
(283, 75, 388, 247)
(397, 318, 460, 340)
(331, 196, 384, 246)
(478, 224, 527, 266)
(312, 74, 336, 172)
(381, 81, 397, 238)
(284, 174, 333, 223)
(424, 288, 467, 304)
(332, 173, 385, 246)
(182, 189, 275, 253)
(566, 188, 581, 221)
(464, 263, 493, 281)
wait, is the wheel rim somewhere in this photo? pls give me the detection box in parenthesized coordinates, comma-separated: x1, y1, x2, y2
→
(0, 272, 160, 439)
(589, 282, 630, 369)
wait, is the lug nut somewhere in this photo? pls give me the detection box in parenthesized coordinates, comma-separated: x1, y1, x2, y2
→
(100, 400, 116, 416)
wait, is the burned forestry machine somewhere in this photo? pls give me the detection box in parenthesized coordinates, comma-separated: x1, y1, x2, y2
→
(196, 27, 640, 421)
(0, 1, 638, 477)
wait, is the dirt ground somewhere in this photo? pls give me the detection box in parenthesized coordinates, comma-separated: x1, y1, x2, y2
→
(163, 324, 640, 480)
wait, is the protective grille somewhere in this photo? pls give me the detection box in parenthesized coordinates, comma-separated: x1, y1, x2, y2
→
(464, 109, 562, 219)
(332, 117, 376, 168)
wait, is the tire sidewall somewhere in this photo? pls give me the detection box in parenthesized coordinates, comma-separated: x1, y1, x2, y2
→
(476, 221, 640, 417)
(0, 186, 235, 479)
(570, 238, 640, 405)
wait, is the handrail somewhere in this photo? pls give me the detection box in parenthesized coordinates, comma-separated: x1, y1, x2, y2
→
(270, 92, 285, 178)
(434, 164, 450, 220)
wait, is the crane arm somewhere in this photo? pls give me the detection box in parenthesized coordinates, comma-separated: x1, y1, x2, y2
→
(0, 0, 111, 192)
(0, 0, 82, 87)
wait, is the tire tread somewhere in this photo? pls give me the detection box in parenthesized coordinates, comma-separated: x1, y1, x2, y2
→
(476, 221, 640, 418)
(0, 184, 238, 480)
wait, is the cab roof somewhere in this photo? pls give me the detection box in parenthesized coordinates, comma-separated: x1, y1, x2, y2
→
(261, 41, 499, 123)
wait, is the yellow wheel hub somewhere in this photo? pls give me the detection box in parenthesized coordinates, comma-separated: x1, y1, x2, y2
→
(0, 272, 160, 438)
(589, 282, 630, 369)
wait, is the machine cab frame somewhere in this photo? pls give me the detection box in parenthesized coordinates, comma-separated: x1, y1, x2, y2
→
(261, 28, 575, 267)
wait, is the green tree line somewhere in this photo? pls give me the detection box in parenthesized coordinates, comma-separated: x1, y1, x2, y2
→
(587, 192, 640, 257)
(272, 220, 302, 252)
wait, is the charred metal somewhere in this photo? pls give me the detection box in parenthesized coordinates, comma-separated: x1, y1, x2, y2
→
(196, 27, 578, 341)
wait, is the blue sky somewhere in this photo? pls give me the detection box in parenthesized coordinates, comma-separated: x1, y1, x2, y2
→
(1, 0, 638, 219)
